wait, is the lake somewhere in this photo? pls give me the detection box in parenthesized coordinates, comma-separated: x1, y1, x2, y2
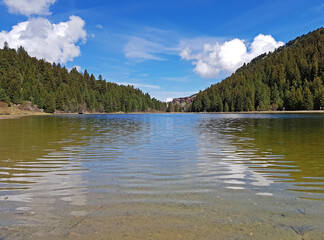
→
(0, 113, 324, 239)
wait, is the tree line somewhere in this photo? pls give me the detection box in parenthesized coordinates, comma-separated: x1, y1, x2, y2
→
(191, 28, 324, 112)
(0, 44, 166, 113)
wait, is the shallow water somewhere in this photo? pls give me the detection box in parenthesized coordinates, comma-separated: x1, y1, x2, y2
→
(0, 113, 323, 239)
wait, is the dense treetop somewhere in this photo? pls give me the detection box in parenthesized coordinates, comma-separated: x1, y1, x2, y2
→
(191, 28, 324, 112)
(1, 28, 324, 114)
(0, 44, 166, 113)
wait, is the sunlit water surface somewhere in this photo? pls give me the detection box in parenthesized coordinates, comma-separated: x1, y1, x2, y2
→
(0, 114, 324, 239)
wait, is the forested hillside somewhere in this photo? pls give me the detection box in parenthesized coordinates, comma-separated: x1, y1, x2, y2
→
(191, 28, 324, 112)
(0, 44, 166, 113)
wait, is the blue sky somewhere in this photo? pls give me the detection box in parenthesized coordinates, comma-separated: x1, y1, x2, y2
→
(0, 0, 323, 101)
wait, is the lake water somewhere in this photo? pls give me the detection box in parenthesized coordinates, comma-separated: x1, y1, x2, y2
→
(0, 113, 324, 239)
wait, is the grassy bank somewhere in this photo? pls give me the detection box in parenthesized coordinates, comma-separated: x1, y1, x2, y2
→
(0, 101, 49, 119)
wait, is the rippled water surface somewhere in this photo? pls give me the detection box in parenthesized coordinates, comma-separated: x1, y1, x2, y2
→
(0, 113, 324, 239)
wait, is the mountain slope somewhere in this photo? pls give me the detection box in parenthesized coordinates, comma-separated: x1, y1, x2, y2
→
(0, 45, 166, 113)
(191, 28, 324, 112)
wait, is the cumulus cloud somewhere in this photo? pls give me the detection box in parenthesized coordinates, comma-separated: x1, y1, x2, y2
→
(0, 16, 87, 63)
(3, 0, 56, 16)
(165, 97, 173, 102)
(180, 34, 284, 78)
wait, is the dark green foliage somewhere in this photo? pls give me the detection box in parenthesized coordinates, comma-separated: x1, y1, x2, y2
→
(44, 92, 56, 113)
(166, 102, 175, 112)
(0, 47, 166, 113)
(0, 87, 10, 102)
(191, 28, 324, 112)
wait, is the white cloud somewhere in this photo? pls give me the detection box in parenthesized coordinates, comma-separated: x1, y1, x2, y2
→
(124, 36, 166, 61)
(138, 73, 149, 77)
(180, 34, 284, 78)
(151, 91, 197, 102)
(96, 24, 103, 29)
(3, 0, 56, 16)
(161, 75, 190, 82)
(179, 37, 226, 52)
(67, 65, 82, 73)
(0, 16, 87, 64)
(116, 82, 161, 89)
(123, 27, 182, 62)
(165, 98, 173, 102)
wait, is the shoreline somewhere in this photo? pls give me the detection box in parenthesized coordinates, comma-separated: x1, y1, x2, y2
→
(1, 110, 324, 120)
(82, 110, 324, 114)
(199, 110, 324, 114)
(0, 112, 49, 120)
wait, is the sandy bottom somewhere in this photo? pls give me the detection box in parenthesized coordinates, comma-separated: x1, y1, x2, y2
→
(1, 191, 323, 240)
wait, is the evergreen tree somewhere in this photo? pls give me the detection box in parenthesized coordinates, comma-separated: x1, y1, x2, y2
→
(191, 28, 324, 112)
(0, 46, 166, 113)
(0, 87, 9, 102)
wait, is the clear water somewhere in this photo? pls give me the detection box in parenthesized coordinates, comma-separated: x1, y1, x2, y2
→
(0, 114, 323, 239)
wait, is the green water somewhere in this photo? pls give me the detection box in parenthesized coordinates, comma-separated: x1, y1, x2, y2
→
(0, 114, 323, 239)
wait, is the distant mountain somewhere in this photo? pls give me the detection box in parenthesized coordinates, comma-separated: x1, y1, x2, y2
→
(191, 28, 324, 112)
(166, 94, 196, 112)
(0, 45, 166, 113)
(172, 94, 196, 106)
